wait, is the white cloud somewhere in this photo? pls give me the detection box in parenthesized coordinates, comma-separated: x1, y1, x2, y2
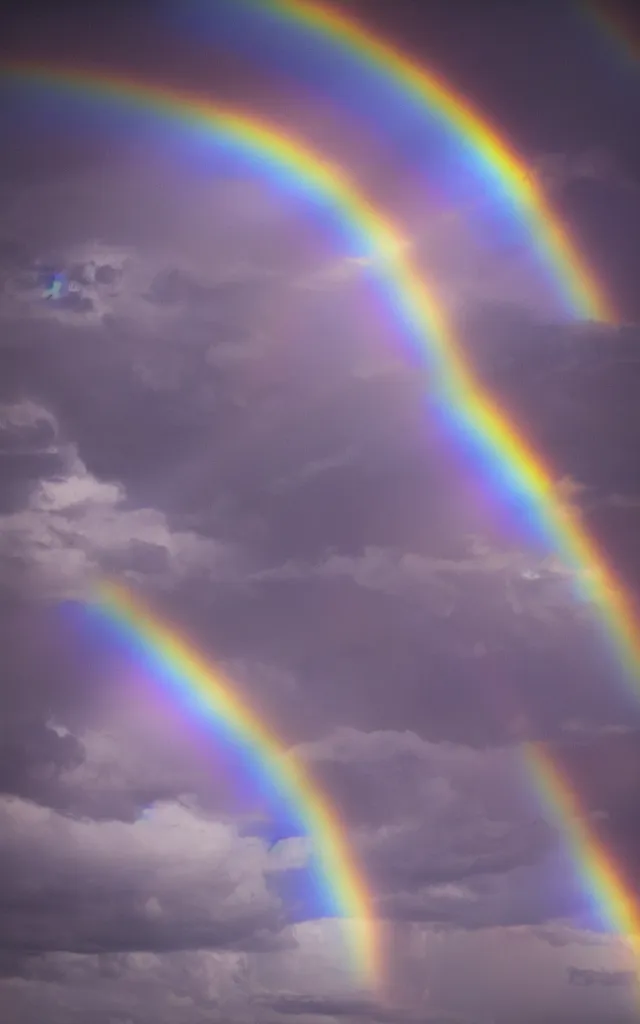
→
(253, 542, 583, 627)
(0, 407, 240, 599)
(0, 399, 60, 462)
(0, 399, 58, 435)
(0, 793, 280, 954)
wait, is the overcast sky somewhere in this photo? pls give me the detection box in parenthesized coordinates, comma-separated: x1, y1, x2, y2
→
(1, 2, 640, 1023)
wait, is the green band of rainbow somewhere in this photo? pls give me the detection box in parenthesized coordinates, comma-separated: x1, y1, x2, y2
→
(4, 60, 640, 979)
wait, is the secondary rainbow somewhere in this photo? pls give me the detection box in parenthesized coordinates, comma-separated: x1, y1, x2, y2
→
(525, 742, 640, 980)
(90, 578, 381, 987)
(251, 0, 615, 323)
(586, 1, 640, 69)
(5, 61, 640, 966)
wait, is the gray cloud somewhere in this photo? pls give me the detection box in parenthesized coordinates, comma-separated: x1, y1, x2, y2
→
(255, 541, 582, 621)
(0, 795, 288, 955)
(532, 149, 638, 199)
(1, 925, 634, 1024)
(255, 991, 470, 1021)
(293, 729, 564, 922)
(567, 967, 637, 988)
(0, 400, 242, 600)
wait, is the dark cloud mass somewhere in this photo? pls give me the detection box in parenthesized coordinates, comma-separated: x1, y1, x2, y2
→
(1, 1, 640, 1022)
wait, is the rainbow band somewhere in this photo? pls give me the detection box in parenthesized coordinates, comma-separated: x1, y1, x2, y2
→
(586, 2, 640, 68)
(4, 62, 640, 972)
(92, 579, 381, 987)
(255, 0, 615, 323)
(525, 744, 640, 978)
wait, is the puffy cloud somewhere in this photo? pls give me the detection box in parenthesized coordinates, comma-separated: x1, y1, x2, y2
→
(0, 398, 58, 443)
(0, 794, 284, 955)
(0, 403, 240, 600)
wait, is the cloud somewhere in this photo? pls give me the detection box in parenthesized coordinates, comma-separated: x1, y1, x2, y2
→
(0, 718, 84, 809)
(254, 540, 587, 629)
(0, 794, 285, 955)
(0, 241, 134, 326)
(0, 401, 241, 600)
(379, 923, 639, 1023)
(0, 947, 257, 1024)
(10, 715, 593, 936)
(269, 447, 360, 495)
(537, 475, 640, 516)
(602, 493, 640, 510)
(259, 538, 577, 587)
(531, 148, 638, 198)
(0, 398, 58, 444)
(0, 924, 633, 1024)
(567, 967, 637, 988)
(560, 720, 633, 738)
(255, 993, 390, 1018)
(293, 729, 560, 916)
(254, 991, 463, 1021)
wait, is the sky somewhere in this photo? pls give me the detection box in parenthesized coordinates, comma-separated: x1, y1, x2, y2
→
(1, 2, 640, 1022)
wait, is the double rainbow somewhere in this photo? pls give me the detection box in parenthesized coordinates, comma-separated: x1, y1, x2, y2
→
(3, 6, 638, 990)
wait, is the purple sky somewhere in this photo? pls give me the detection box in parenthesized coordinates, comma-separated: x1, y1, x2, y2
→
(1, 2, 640, 1022)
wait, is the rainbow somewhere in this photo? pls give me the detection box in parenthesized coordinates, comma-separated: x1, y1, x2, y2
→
(90, 579, 381, 987)
(4, 61, 640, 974)
(525, 743, 640, 980)
(226, 0, 614, 323)
(586, 1, 640, 69)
